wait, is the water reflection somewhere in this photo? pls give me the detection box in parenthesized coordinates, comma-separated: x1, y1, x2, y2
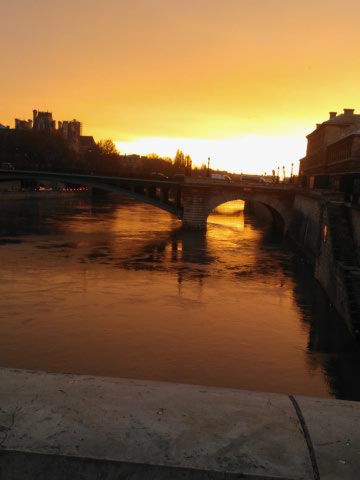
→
(0, 195, 359, 399)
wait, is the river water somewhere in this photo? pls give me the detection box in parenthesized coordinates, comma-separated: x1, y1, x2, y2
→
(0, 195, 359, 400)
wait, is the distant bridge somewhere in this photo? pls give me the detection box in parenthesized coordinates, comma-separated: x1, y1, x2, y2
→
(0, 170, 296, 230)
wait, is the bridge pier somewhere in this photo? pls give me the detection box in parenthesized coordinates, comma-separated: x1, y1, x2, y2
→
(182, 187, 209, 229)
(160, 187, 169, 203)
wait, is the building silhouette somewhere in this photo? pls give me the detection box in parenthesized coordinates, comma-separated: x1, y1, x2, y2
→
(32, 110, 56, 133)
(11, 109, 96, 157)
(58, 119, 83, 152)
(15, 118, 32, 130)
(58, 119, 82, 141)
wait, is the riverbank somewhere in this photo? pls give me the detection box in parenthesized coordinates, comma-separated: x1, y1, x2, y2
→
(0, 368, 359, 479)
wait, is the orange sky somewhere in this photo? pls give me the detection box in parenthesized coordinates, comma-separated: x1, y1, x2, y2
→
(1, 0, 360, 173)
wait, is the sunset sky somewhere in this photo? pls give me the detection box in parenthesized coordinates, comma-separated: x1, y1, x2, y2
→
(1, 0, 360, 173)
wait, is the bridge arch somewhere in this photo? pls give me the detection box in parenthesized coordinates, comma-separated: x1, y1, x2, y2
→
(182, 187, 292, 231)
(206, 193, 287, 232)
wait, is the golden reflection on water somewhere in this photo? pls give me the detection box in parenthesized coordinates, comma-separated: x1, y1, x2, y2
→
(0, 197, 359, 400)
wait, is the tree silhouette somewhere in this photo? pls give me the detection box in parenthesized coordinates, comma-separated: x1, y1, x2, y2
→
(97, 139, 119, 155)
(174, 149, 185, 169)
(173, 149, 192, 175)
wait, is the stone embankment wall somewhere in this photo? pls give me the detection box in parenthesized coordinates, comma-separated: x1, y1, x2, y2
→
(287, 193, 323, 260)
(350, 207, 360, 263)
(286, 192, 360, 338)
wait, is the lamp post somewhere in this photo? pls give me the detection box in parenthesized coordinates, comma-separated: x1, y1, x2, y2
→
(207, 157, 211, 178)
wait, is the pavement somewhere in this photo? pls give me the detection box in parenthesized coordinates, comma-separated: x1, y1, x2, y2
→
(0, 368, 359, 479)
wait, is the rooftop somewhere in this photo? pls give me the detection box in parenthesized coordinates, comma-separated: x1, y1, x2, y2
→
(307, 108, 360, 139)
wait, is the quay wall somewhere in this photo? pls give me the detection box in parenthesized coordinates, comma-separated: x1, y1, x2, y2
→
(314, 206, 354, 332)
(285, 192, 359, 337)
(287, 193, 323, 260)
(350, 207, 360, 261)
(247, 191, 359, 337)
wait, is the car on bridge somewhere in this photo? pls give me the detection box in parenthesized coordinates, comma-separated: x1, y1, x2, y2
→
(211, 174, 232, 182)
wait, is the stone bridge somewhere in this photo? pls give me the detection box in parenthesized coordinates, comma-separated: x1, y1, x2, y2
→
(0, 170, 296, 230)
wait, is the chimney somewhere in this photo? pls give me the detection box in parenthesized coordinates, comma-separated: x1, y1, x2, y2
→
(344, 108, 355, 116)
(329, 112, 337, 119)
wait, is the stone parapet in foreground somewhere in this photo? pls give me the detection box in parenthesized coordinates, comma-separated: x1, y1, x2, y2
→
(0, 368, 359, 479)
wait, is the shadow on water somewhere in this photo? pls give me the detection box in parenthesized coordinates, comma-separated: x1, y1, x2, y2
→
(120, 228, 214, 284)
(0, 197, 98, 237)
(287, 254, 360, 400)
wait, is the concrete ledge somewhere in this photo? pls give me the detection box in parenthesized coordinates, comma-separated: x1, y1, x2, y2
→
(295, 396, 360, 480)
(0, 368, 359, 479)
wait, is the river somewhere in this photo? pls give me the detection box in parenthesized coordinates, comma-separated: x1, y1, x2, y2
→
(0, 195, 359, 400)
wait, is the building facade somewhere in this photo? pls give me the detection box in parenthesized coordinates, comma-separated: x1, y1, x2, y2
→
(300, 109, 360, 194)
